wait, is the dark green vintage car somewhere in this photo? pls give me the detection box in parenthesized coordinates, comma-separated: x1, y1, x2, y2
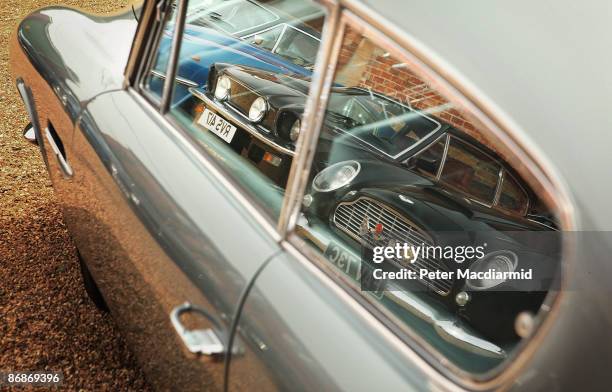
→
(9, 0, 609, 390)
(184, 62, 560, 345)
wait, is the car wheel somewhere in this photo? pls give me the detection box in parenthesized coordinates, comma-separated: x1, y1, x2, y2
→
(77, 251, 109, 311)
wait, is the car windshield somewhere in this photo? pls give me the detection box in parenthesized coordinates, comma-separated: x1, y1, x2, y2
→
(327, 91, 441, 158)
(186, 0, 278, 34)
(244, 24, 320, 68)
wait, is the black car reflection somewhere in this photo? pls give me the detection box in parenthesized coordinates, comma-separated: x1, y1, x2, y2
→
(302, 129, 560, 342)
(184, 63, 445, 186)
(182, 63, 560, 343)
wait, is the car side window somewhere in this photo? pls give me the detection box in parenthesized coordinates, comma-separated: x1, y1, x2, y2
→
(141, 0, 327, 220)
(499, 172, 529, 214)
(142, 4, 181, 101)
(412, 135, 447, 177)
(243, 25, 283, 52)
(294, 21, 563, 376)
(439, 137, 501, 204)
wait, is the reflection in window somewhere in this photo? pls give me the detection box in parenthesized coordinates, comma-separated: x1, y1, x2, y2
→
(243, 24, 283, 52)
(440, 137, 501, 204)
(294, 24, 562, 375)
(412, 135, 446, 177)
(186, 0, 279, 34)
(326, 90, 441, 158)
(244, 24, 320, 68)
(499, 173, 528, 214)
(144, 0, 326, 219)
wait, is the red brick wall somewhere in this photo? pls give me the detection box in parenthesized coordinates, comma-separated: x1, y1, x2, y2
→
(335, 28, 492, 150)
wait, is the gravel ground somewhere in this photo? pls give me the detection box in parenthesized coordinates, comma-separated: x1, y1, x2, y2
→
(0, 1, 151, 390)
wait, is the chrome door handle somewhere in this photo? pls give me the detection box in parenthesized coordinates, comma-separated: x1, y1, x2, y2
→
(170, 302, 224, 356)
(45, 127, 73, 177)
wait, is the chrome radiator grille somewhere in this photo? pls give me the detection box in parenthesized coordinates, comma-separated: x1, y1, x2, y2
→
(333, 197, 453, 295)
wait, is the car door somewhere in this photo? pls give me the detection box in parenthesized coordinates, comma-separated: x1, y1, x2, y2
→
(65, 87, 280, 391)
(226, 5, 571, 390)
(226, 251, 438, 391)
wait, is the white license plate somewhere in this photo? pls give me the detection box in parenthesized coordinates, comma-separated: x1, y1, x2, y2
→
(197, 108, 237, 143)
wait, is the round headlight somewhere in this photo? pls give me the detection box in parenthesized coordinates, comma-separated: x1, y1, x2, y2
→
(312, 161, 360, 192)
(248, 97, 268, 122)
(214, 75, 231, 101)
(289, 119, 301, 142)
(466, 250, 518, 290)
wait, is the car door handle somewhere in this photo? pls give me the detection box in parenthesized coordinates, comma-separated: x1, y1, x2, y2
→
(45, 127, 73, 177)
(170, 302, 225, 356)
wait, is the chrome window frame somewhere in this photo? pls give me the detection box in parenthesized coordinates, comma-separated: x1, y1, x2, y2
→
(123, 0, 577, 390)
(438, 135, 503, 207)
(133, 0, 178, 108)
(125, 0, 338, 237)
(496, 169, 531, 216)
(281, 4, 577, 390)
(241, 22, 322, 51)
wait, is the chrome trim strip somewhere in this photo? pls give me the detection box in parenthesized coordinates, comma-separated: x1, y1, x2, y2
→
(271, 23, 287, 53)
(387, 290, 505, 359)
(435, 133, 450, 180)
(278, 0, 342, 236)
(151, 69, 199, 88)
(137, 7, 167, 97)
(493, 168, 504, 205)
(124, 0, 157, 87)
(45, 128, 73, 178)
(189, 88, 295, 156)
(161, 0, 188, 113)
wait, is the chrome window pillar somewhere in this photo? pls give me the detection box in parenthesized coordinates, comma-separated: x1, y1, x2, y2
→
(161, 0, 188, 113)
(276, 0, 341, 236)
(435, 134, 450, 180)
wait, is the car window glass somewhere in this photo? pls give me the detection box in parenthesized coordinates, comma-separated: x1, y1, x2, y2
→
(412, 135, 446, 177)
(243, 25, 283, 52)
(143, 0, 326, 219)
(186, 0, 279, 34)
(294, 24, 562, 375)
(499, 173, 528, 214)
(274, 25, 320, 68)
(440, 137, 501, 204)
(142, 4, 181, 100)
